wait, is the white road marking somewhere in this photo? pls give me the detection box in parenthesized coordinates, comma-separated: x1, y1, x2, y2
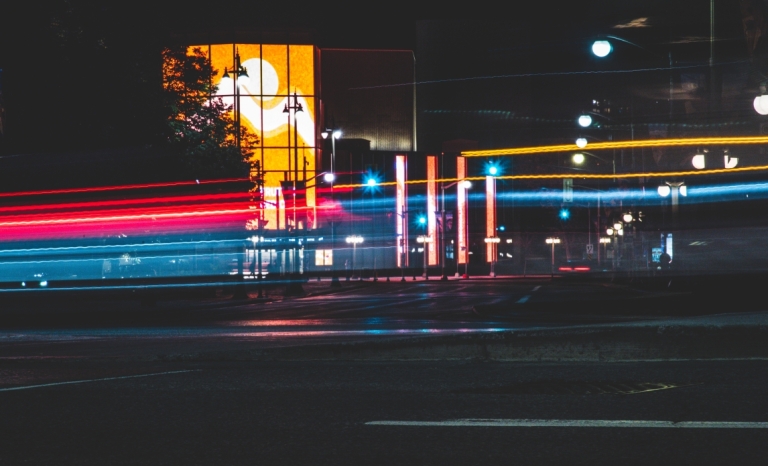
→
(0, 369, 200, 392)
(516, 295, 530, 303)
(366, 419, 768, 429)
(532, 286, 541, 291)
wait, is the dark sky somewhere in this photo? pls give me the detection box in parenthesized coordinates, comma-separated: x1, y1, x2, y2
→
(0, 1, 756, 154)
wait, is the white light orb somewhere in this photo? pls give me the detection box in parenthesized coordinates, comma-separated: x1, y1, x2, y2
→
(679, 185, 687, 197)
(606, 228, 614, 236)
(460, 180, 472, 189)
(658, 185, 671, 197)
(592, 40, 612, 58)
(754, 95, 768, 115)
(332, 130, 342, 139)
(572, 153, 585, 164)
(323, 173, 335, 183)
(614, 223, 623, 230)
(692, 154, 706, 169)
(575, 138, 588, 148)
(623, 214, 633, 223)
(366, 178, 377, 187)
(578, 115, 593, 127)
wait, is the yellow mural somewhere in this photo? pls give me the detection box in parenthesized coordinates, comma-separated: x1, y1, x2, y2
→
(193, 43, 317, 230)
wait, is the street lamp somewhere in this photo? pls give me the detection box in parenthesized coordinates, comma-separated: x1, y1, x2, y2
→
(606, 223, 624, 270)
(439, 179, 472, 280)
(321, 128, 342, 287)
(345, 235, 363, 280)
(223, 50, 249, 151)
(545, 237, 561, 277)
(484, 237, 500, 277)
(571, 150, 616, 178)
(417, 235, 433, 279)
(283, 92, 304, 233)
(578, 114, 593, 128)
(657, 181, 686, 216)
(591, 40, 612, 58)
(590, 34, 674, 122)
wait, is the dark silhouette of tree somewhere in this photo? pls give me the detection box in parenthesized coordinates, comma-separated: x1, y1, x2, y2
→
(162, 46, 258, 180)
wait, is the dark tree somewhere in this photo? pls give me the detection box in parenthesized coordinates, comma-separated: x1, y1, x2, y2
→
(161, 46, 258, 180)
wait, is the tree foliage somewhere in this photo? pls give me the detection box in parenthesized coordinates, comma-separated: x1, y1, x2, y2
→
(161, 46, 258, 179)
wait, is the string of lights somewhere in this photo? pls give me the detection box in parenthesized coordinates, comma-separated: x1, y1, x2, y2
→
(333, 164, 768, 189)
(461, 136, 768, 157)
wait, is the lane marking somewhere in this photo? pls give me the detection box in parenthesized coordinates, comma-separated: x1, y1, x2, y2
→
(0, 369, 200, 392)
(366, 419, 768, 429)
(516, 295, 530, 304)
(532, 286, 541, 291)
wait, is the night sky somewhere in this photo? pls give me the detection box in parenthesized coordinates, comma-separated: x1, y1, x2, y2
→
(0, 1, 756, 156)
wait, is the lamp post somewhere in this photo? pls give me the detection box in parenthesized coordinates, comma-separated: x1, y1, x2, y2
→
(545, 237, 561, 277)
(605, 223, 624, 270)
(440, 179, 472, 280)
(590, 35, 674, 122)
(571, 150, 616, 178)
(345, 235, 363, 280)
(658, 181, 686, 268)
(484, 237, 500, 277)
(321, 129, 342, 287)
(283, 92, 304, 231)
(223, 50, 249, 151)
(417, 235, 433, 279)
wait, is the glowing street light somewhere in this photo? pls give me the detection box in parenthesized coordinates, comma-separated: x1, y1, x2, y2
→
(572, 153, 586, 165)
(488, 165, 499, 176)
(578, 114, 593, 127)
(591, 40, 612, 58)
(323, 172, 336, 183)
(755, 95, 768, 115)
(575, 137, 588, 148)
(366, 178, 377, 187)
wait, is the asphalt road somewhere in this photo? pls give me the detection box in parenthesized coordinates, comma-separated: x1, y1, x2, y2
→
(2, 358, 768, 465)
(2, 278, 767, 464)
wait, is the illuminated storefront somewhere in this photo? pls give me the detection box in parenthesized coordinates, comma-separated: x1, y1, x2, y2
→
(193, 43, 318, 231)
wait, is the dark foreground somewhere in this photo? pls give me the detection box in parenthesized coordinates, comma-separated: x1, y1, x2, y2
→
(2, 358, 768, 465)
(2, 277, 768, 464)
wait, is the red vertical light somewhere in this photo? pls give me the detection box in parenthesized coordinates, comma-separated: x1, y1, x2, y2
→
(457, 157, 468, 265)
(486, 176, 496, 263)
(427, 155, 438, 266)
(396, 155, 408, 267)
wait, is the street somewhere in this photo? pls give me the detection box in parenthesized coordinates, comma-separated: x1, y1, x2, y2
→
(2, 358, 768, 464)
(1, 278, 768, 463)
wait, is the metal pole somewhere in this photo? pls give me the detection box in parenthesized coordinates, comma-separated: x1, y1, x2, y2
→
(422, 239, 427, 279)
(551, 242, 555, 277)
(401, 213, 406, 282)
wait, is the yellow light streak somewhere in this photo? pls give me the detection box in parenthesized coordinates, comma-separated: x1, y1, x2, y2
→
(333, 164, 768, 189)
(461, 136, 768, 157)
